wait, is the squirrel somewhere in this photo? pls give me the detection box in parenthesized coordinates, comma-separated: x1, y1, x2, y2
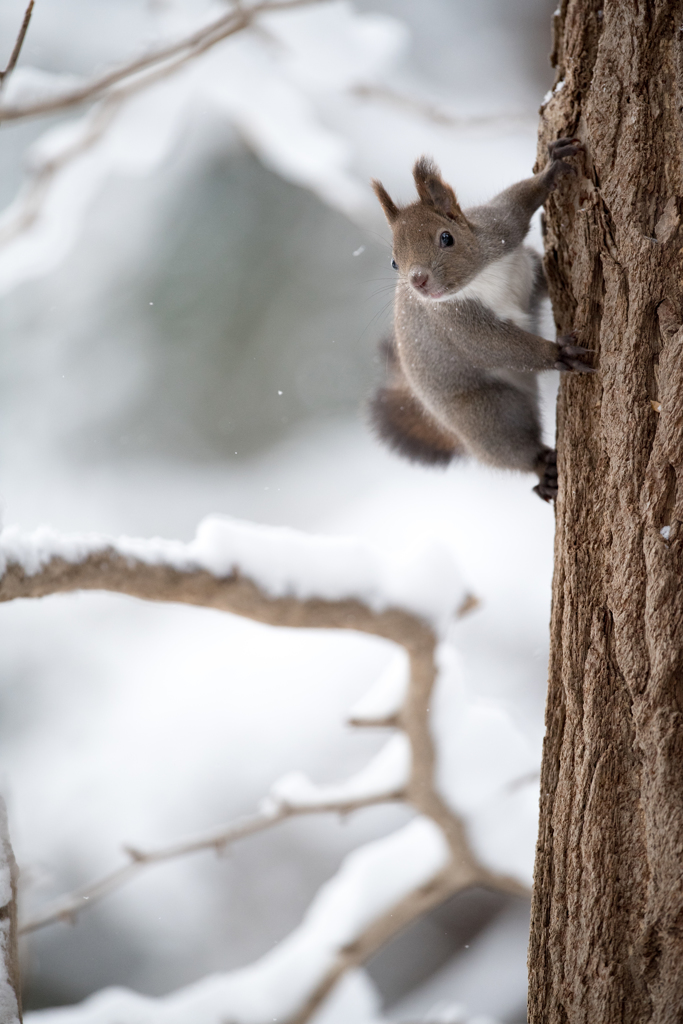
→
(369, 138, 594, 500)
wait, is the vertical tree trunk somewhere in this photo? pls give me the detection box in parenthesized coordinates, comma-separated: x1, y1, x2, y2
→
(528, 2, 683, 1021)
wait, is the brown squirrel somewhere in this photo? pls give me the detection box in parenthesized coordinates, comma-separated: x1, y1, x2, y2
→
(369, 139, 594, 500)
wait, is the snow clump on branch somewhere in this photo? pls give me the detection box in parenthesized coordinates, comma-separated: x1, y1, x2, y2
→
(0, 514, 468, 634)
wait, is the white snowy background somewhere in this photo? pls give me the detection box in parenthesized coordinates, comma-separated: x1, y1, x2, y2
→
(0, 1, 558, 1022)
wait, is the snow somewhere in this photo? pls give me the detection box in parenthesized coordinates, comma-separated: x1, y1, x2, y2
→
(302, 815, 449, 940)
(268, 733, 410, 808)
(258, 3, 408, 92)
(0, 516, 468, 634)
(541, 78, 565, 105)
(26, 818, 449, 1024)
(432, 642, 539, 887)
(348, 652, 409, 722)
(465, 780, 540, 885)
(2, 67, 86, 107)
(310, 969, 385, 1024)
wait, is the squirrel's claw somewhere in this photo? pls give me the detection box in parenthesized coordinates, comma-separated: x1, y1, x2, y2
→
(560, 343, 592, 357)
(555, 358, 597, 373)
(534, 448, 558, 502)
(546, 138, 583, 190)
(533, 481, 557, 502)
(556, 335, 596, 373)
(548, 137, 583, 162)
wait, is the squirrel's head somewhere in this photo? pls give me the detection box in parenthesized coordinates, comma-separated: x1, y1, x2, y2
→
(372, 157, 482, 301)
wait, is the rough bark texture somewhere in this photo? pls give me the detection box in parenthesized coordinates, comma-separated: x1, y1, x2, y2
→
(528, 1, 683, 1021)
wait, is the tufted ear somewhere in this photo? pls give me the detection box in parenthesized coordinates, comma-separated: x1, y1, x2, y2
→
(412, 156, 465, 221)
(371, 179, 400, 225)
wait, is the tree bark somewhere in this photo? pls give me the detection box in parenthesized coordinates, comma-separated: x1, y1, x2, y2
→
(528, 2, 683, 1021)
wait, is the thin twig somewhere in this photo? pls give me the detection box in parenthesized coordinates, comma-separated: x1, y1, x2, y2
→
(351, 83, 534, 130)
(19, 790, 405, 935)
(0, 0, 322, 123)
(0, 0, 35, 85)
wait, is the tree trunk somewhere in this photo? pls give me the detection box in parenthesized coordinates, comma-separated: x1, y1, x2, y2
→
(528, 2, 683, 1022)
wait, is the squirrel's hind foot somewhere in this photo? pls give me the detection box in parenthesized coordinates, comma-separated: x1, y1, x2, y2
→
(533, 448, 558, 502)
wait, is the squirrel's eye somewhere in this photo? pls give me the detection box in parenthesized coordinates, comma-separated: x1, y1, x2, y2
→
(439, 231, 454, 248)
(391, 258, 398, 270)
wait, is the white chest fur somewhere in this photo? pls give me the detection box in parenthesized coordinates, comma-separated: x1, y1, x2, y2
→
(453, 247, 536, 331)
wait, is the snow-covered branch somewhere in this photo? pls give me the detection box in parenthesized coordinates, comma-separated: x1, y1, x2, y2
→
(3, 516, 529, 1023)
(0, 516, 470, 637)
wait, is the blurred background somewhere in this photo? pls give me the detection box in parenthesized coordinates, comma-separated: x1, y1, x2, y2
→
(0, 2, 558, 1021)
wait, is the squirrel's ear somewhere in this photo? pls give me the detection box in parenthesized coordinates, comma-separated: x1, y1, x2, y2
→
(413, 156, 464, 221)
(371, 179, 399, 225)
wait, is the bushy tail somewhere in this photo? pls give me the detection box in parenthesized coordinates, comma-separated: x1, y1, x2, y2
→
(368, 337, 464, 466)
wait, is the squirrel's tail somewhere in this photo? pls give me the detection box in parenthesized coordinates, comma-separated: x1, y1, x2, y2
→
(368, 336, 464, 466)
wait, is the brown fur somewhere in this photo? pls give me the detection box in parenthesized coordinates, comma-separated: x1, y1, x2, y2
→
(368, 337, 462, 466)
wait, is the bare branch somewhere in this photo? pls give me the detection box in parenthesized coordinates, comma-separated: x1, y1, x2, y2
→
(0, 0, 34, 86)
(0, 545, 438, 651)
(351, 84, 535, 130)
(19, 790, 404, 935)
(0, 0, 321, 124)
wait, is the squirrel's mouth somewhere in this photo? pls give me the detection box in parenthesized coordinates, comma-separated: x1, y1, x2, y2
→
(410, 283, 448, 300)
(407, 272, 454, 302)
(417, 287, 452, 302)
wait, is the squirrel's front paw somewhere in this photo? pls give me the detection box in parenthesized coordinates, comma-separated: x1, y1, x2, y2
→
(547, 137, 583, 189)
(555, 334, 596, 373)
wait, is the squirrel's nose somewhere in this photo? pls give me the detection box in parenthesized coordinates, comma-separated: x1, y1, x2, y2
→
(410, 268, 430, 291)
